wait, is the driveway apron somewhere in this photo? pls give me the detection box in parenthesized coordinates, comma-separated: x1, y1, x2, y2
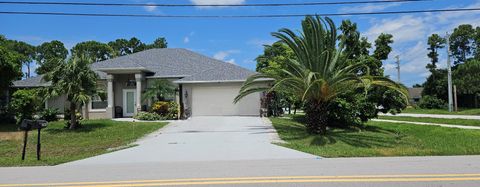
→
(66, 116, 316, 165)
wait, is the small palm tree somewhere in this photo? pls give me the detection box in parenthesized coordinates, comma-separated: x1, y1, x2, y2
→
(44, 55, 97, 129)
(235, 16, 407, 134)
(142, 80, 176, 102)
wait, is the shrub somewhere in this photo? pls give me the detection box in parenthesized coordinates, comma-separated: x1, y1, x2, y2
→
(134, 111, 163, 121)
(151, 101, 169, 116)
(40, 108, 59, 122)
(150, 101, 178, 120)
(166, 102, 179, 120)
(9, 89, 40, 124)
(326, 95, 375, 128)
(419, 95, 446, 109)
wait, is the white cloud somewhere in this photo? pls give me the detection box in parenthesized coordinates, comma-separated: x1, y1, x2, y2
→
(247, 38, 276, 48)
(213, 50, 239, 63)
(189, 0, 245, 8)
(184, 37, 190, 43)
(226, 59, 236, 64)
(339, 3, 401, 13)
(143, 2, 157, 12)
(183, 32, 195, 43)
(362, 1, 480, 86)
(365, 15, 426, 44)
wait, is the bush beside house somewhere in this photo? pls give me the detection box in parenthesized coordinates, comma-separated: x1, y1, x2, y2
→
(134, 101, 179, 121)
(9, 89, 40, 124)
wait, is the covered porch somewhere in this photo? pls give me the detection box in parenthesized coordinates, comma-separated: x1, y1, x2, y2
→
(84, 67, 185, 119)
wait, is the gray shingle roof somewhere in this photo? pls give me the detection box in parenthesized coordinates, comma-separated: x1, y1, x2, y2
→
(12, 75, 50, 88)
(12, 48, 256, 87)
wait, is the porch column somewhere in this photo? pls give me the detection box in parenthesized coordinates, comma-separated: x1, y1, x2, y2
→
(106, 74, 114, 119)
(135, 73, 143, 115)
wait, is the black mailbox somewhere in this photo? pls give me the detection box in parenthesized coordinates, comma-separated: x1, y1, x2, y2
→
(20, 119, 48, 161)
(20, 119, 47, 131)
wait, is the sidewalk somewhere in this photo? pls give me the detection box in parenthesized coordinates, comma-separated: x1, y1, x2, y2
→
(380, 113, 480, 120)
(372, 119, 480, 130)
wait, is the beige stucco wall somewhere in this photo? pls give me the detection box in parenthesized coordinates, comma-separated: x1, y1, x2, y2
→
(186, 82, 261, 116)
(87, 111, 107, 119)
(46, 94, 67, 114)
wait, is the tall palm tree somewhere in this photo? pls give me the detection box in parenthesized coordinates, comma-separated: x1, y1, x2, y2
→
(235, 16, 407, 134)
(44, 55, 97, 129)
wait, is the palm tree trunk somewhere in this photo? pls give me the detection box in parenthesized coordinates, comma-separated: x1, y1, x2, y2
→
(69, 102, 77, 130)
(304, 101, 328, 135)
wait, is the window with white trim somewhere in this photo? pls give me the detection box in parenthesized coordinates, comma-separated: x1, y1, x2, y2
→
(91, 95, 107, 110)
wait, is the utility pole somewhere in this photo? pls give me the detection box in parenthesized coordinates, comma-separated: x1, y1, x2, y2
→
(395, 55, 400, 83)
(454, 85, 458, 112)
(446, 32, 453, 112)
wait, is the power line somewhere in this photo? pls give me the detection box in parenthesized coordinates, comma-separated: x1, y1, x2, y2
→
(0, 0, 431, 7)
(0, 7, 479, 18)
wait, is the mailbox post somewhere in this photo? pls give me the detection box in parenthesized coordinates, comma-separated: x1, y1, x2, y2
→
(20, 119, 48, 161)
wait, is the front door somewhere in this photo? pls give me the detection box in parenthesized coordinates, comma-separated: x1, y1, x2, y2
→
(123, 89, 136, 117)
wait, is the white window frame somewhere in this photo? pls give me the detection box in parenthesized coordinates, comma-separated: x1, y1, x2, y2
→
(89, 94, 107, 112)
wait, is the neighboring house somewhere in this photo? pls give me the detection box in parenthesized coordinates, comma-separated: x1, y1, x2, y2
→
(408, 87, 423, 105)
(12, 48, 268, 119)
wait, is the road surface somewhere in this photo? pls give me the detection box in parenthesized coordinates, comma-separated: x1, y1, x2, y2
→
(1, 156, 480, 186)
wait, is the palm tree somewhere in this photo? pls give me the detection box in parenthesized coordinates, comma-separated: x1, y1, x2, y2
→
(235, 16, 407, 134)
(142, 79, 176, 102)
(44, 55, 97, 129)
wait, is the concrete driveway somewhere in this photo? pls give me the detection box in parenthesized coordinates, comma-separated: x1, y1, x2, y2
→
(67, 117, 316, 165)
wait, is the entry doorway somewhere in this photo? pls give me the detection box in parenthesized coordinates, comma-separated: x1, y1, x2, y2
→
(123, 89, 136, 117)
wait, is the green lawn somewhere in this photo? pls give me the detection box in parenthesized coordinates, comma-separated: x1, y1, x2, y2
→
(378, 116, 480, 127)
(402, 107, 480, 115)
(271, 117, 480, 158)
(0, 120, 166, 167)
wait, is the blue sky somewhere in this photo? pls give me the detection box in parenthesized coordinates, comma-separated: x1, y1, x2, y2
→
(1, 0, 480, 86)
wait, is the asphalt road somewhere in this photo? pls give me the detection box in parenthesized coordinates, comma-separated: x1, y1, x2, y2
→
(1, 156, 480, 187)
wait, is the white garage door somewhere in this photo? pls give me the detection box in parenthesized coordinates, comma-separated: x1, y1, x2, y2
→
(191, 83, 260, 116)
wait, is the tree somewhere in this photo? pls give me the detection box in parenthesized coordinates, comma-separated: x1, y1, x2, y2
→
(35, 40, 68, 74)
(373, 33, 394, 61)
(453, 60, 480, 107)
(338, 20, 362, 59)
(2, 40, 35, 78)
(147, 37, 168, 49)
(44, 55, 98, 129)
(359, 37, 372, 56)
(235, 16, 407, 134)
(422, 69, 448, 101)
(255, 42, 298, 116)
(142, 80, 176, 102)
(426, 34, 446, 72)
(129, 37, 147, 53)
(108, 38, 130, 56)
(71, 41, 114, 63)
(474, 26, 480, 60)
(108, 37, 147, 56)
(449, 24, 475, 65)
(0, 46, 23, 91)
(255, 42, 294, 74)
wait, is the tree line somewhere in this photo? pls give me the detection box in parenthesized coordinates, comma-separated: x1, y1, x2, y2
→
(421, 24, 480, 108)
(0, 35, 167, 90)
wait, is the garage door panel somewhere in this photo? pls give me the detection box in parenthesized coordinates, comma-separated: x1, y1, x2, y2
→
(191, 84, 260, 116)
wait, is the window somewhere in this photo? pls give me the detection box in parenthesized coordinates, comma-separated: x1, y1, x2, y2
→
(91, 95, 107, 110)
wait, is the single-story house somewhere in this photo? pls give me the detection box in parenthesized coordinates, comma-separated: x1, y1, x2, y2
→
(12, 48, 269, 119)
(408, 87, 423, 104)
